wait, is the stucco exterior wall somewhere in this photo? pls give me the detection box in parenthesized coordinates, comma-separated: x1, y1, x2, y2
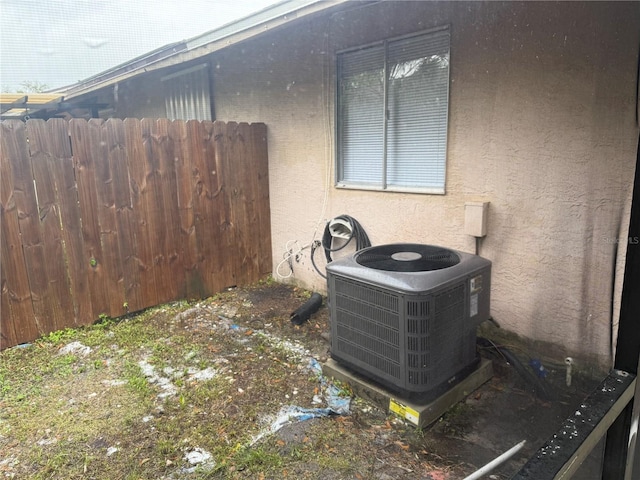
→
(208, 1, 639, 369)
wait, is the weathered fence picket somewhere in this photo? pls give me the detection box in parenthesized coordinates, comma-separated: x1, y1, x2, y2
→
(0, 118, 271, 349)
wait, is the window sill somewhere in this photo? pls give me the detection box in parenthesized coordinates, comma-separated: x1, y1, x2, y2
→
(335, 183, 445, 195)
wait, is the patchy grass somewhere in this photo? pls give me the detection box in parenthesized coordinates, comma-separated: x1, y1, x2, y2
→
(1, 282, 599, 480)
(2, 284, 431, 480)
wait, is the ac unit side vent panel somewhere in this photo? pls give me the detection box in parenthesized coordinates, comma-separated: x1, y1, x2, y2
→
(336, 338, 401, 379)
(407, 300, 430, 334)
(335, 311, 400, 345)
(336, 296, 400, 329)
(335, 323, 400, 362)
(334, 277, 399, 312)
(407, 336, 429, 352)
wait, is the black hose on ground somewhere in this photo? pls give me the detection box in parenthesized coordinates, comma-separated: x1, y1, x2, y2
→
(290, 292, 323, 325)
(477, 337, 556, 401)
(311, 215, 371, 279)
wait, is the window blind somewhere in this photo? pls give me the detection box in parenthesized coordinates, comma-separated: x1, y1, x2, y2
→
(337, 28, 450, 192)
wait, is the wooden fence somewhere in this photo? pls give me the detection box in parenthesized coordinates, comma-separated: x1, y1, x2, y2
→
(0, 118, 272, 349)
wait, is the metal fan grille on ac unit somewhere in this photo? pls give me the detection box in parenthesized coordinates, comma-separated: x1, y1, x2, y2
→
(355, 244, 460, 272)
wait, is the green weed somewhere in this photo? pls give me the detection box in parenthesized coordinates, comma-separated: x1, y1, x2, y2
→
(123, 361, 152, 396)
(233, 444, 283, 472)
(41, 327, 77, 345)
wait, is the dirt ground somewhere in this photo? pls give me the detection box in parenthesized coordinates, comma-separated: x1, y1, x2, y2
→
(239, 282, 604, 479)
(0, 281, 603, 479)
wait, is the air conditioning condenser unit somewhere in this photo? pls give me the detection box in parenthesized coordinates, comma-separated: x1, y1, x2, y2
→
(326, 243, 491, 401)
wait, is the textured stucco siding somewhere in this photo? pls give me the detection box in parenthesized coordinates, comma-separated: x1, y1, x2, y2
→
(209, 1, 639, 368)
(105, 1, 639, 368)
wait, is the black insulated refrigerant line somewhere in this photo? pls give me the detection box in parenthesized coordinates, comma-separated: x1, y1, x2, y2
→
(311, 215, 371, 279)
(476, 337, 555, 402)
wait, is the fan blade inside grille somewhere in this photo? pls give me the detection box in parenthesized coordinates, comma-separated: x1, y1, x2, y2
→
(356, 245, 460, 272)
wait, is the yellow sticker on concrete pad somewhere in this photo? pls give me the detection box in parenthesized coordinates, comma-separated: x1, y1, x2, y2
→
(389, 399, 419, 426)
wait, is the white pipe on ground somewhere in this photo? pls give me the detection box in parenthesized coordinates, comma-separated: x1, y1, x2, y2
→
(463, 440, 527, 480)
(565, 357, 574, 387)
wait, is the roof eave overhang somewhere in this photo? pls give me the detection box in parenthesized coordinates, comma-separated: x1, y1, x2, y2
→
(63, 0, 352, 100)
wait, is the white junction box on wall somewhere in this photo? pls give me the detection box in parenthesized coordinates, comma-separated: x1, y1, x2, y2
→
(464, 201, 490, 238)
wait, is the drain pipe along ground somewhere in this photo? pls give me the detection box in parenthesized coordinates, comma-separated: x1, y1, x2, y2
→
(463, 440, 527, 480)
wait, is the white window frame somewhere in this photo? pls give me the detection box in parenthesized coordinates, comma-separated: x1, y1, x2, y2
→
(336, 26, 450, 194)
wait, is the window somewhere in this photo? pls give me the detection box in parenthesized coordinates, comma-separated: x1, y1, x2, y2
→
(336, 27, 450, 193)
(162, 63, 212, 121)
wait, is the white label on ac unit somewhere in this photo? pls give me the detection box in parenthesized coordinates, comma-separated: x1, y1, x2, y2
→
(470, 293, 479, 317)
(470, 275, 483, 293)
